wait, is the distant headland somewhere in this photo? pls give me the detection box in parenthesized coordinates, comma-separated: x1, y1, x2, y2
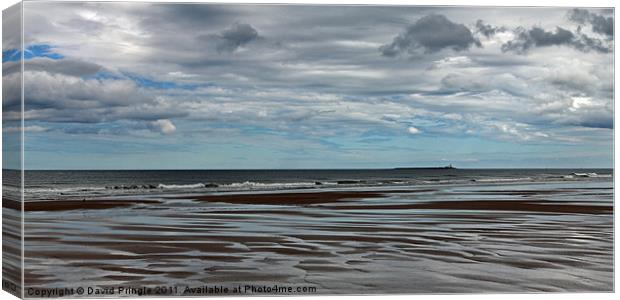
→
(394, 164, 456, 170)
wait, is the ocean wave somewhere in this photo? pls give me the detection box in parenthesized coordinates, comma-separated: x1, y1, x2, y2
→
(26, 186, 107, 194)
(101, 181, 323, 191)
(22, 172, 613, 198)
(226, 181, 319, 189)
(472, 177, 533, 183)
(570, 172, 611, 178)
(158, 183, 217, 189)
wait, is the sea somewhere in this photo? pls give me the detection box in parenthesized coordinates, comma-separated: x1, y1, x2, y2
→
(20, 168, 613, 200)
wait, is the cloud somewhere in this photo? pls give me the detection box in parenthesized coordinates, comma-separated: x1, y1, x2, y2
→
(567, 9, 613, 38)
(546, 59, 605, 94)
(148, 119, 176, 134)
(2, 57, 102, 77)
(380, 14, 480, 57)
(475, 20, 505, 38)
(10, 2, 614, 161)
(3, 125, 49, 133)
(215, 22, 260, 53)
(2, 4, 21, 51)
(430, 56, 472, 69)
(572, 33, 611, 53)
(407, 126, 421, 134)
(487, 122, 549, 142)
(501, 26, 611, 54)
(502, 26, 573, 53)
(3, 58, 188, 127)
(22, 71, 147, 111)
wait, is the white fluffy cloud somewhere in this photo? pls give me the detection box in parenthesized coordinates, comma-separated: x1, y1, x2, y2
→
(407, 127, 421, 134)
(148, 119, 176, 135)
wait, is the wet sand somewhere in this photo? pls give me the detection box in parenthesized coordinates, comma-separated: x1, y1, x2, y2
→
(2, 196, 22, 297)
(17, 180, 614, 295)
(187, 191, 611, 214)
(184, 190, 388, 205)
(4, 198, 162, 212)
(7, 189, 611, 214)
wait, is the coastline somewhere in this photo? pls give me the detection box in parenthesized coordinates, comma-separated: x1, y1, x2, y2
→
(6, 180, 613, 214)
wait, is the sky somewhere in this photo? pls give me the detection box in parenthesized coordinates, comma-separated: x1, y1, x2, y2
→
(1, 2, 614, 170)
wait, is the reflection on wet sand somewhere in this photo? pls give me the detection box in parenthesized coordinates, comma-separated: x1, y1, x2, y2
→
(18, 181, 613, 295)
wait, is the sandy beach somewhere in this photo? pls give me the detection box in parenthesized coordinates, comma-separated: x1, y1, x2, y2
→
(10, 178, 612, 295)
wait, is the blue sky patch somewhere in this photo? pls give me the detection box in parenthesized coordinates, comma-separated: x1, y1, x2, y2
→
(122, 72, 200, 90)
(84, 71, 202, 91)
(2, 44, 64, 62)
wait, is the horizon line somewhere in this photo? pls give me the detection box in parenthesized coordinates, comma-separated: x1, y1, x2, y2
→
(3, 167, 614, 172)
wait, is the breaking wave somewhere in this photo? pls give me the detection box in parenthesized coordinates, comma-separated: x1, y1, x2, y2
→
(23, 172, 613, 199)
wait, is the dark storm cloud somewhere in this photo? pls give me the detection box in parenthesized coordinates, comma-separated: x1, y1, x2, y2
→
(214, 22, 260, 53)
(503, 26, 574, 52)
(140, 4, 245, 31)
(501, 26, 611, 54)
(475, 20, 505, 38)
(567, 8, 590, 24)
(568, 8, 613, 38)
(380, 14, 480, 57)
(573, 33, 612, 53)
